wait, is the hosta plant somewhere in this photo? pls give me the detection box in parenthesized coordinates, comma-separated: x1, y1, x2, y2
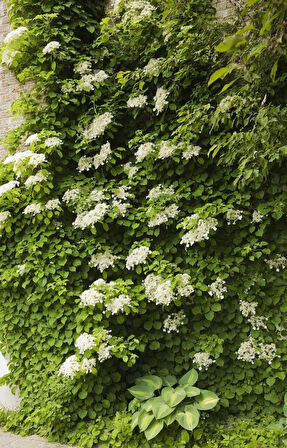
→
(128, 369, 219, 441)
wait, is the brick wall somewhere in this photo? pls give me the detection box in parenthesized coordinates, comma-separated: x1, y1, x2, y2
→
(215, 0, 232, 18)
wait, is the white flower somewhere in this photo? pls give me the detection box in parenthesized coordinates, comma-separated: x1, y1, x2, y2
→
(114, 185, 131, 200)
(123, 1, 155, 23)
(98, 342, 114, 363)
(112, 199, 129, 217)
(146, 184, 174, 200)
(193, 352, 215, 371)
(42, 41, 61, 54)
(77, 74, 97, 91)
(23, 203, 42, 216)
(176, 273, 194, 296)
(181, 218, 218, 247)
(252, 210, 263, 223)
(0, 211, 11, 230)
(237, 336, 257, 363)
(62, 189, 80, 203)
(81, 358, 96, 373)
(73, 203, 108, 229)
(144, 274, 175, 306)
(74, 61, 92, 75)
(258, 343, 278, 364)
(143, 58, 161, 77)
(164, 204, 180, 219)
(78, 156, 93, 172)
(94, 142, 112, 169)
(226, 209, 243, 225)
(239, 300, 258, 317)
(80, 287, 104, 307)
(58, 355, 80, 378)
(24, 171, 47, 187)
(4, 26, 28, 44)
(158, 141, 176, 159)
(135, 142, 154, 162)
(93, 70, 109, 83)
(265, 254, 287, 272)
(127, 95, 147, 108)
(25, 134, 39, 146)
(105, 295, 132, 314)
(208, 277, 227, 300)
(126, 246, 151, 270)
(0, 181, 19, 197)
(28, 153, 46, 167)
(248, 315, 268, 331)
(3, 151, 33, 166)
(75, 333, 96, 354)
(46, 199, 61, 210)
(148, 212, 168, 227)
(91, 251, 119, 272)
(44, 137, 63, 148)
(2, 49, 19, 66)
(153, 87, 169, 114)
(163, 310, 186, 333)
(16, 264, 26, 275)
(123, 162, 138, 178)
(89, 189, 106, 202)
(182, 145, 201, 160)
(83, 113, 113, 140)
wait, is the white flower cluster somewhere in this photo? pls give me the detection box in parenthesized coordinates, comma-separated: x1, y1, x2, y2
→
(126, 246, 151, 270)
(2, 49, 19, 66)
(123, 162, 138, 178)
(25, 134, 39, 146)
(135, 142, 154, 162)
(176, 273, 194, 296)
(80, 284, 104, 307)
(112, 199, 129, 217)
(158, 140, 176, 159)
(208, 277, 227, 300)
(181, 217, 218, 247)
(248, 315, 268, 331)
(144, 274, 175, 306)
(148, 204, 180, 227)
(89, 189, 106, 202)
(83, 113, 113, 140)
(143, 58, 161, 77)
(4, 26, 28, 44)
(16, 264, 26, 275)
(4, 151, 32, 166)
(239, 300, 258, 317)
(77, 71, 108, 91)
(0, 211, 11, 231)
(91, 250, 119, 272)
(146, 184, 174, 200)
(226, 209, 243, 225)
(45, 137, 63, 148)
(163, 310, 186, 333)
(193, 352, 215, 371)
(237, 337, 278, 364)
(0, 181, 19, 197)
(23, 203, 42, 216)
(42, 41, 61, 54)
(24, 171, 47, 187)
(74, 61, 92, 74)
(73, 203, 108, 229)
(98, 342, 114, 363)
(94, 142, 112, 169)
(153, 87, 169, 114)
(127, 95, 147, 108)
(29, 153, 46, 167)
(62, 188, 80, 203)
(258, 343, 278, 364)
(252, 210, 263, 223)
(265, 254, 287, 272)
(182, 145, 201, 160)
(45, 199, 61, 210)
(105, 295, 132, 314)
(81, 358, 96, 373)
(58, 355, 80, 378)
(77, 156, 93, 172)
(114, 185, 131, 200)
(123, 1, 155, 23)
(75, 333, 95, 354)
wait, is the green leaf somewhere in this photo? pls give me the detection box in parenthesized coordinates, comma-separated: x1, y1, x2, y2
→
(151, 397, 174, 419)
(136, 375, 162, 390)
(220, 79, 237, 93)
(161, 386, 186, 407)
(183, 385, 201, 398)
(270, 60, 278, 82)
(179, 369, 198, 386)
(195, 390, 219, 410)
(165, 410, 177, 426)
(215, 35, 245, 53)
(138, 411, 154, 431)
(208, 65, 233, 86)
(176, 405, 200, 431)
(131, 411, 140, 430)
(162, 375, 177, 387)
(144, 420, 164, 440)
(128, 384, 155, 401)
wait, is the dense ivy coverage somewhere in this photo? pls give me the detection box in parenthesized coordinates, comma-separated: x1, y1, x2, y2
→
(1, 0, 287, 446)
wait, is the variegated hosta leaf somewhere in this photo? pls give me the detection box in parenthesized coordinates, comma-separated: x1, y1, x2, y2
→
(195, 390, 219, 410)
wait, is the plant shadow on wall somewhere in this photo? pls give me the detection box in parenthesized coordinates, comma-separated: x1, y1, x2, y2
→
(0, 0, 287, 446)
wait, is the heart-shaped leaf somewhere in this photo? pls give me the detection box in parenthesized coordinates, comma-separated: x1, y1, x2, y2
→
(179, 369, 198, 386)
(161, 386, 186, 407)
(142, 397, 157, 412)
(183, 385, 201, 397)
(138, 411, 154, 432)
(131, 411, 139, 430)
(128, 384, 154, 401)
(176, 405, 200, 431)
(151, 397, 174, 419)
(162, 375, 177, 387)
(165, 410, 177, 426)
(136, 375, 162, 390)
(144, 420, 164, 440)
(195, 390, 219, 410)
